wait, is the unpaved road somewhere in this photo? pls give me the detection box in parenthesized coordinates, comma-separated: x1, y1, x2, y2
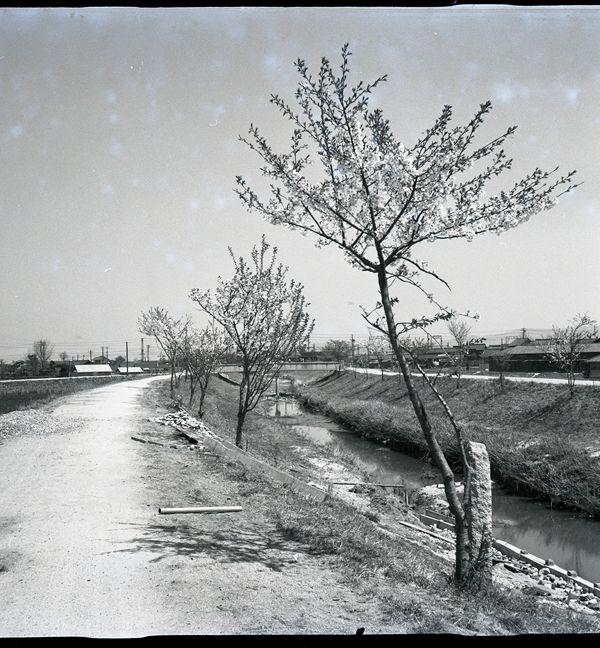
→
(0, 377, 185, 636)
(0, 377, 386, 637)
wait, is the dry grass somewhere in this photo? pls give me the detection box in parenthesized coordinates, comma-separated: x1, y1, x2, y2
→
(164, 376, 600, 634)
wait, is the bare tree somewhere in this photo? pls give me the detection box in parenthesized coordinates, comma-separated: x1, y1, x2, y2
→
(32, 339, 54, 373)
(447, 317, 472, 388)
(138, 307, 189, 393)
(541, 314, 597, 397)
(235, 45, 578, 588)
(181, 325, 229, 417)
(190, 237, 313, 448)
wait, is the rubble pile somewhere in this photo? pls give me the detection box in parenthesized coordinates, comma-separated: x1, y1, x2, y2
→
(498, 557, 600, 612)
(148, 411, 219, 439)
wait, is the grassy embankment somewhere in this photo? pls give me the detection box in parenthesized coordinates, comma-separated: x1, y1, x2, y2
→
(0, 375, 139, 414)
(163, 375, 600, 634)
(298, 371, 600, 517)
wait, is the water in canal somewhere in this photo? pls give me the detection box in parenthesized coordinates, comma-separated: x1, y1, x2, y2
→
(267, 397, 600, 583)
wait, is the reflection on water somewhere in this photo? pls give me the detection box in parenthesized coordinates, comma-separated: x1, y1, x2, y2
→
(266, 397, 600, 582)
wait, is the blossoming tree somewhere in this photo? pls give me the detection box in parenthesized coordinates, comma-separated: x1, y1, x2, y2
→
(181, 325, 230, 416)
(138, 307, 190, 394)
(234, 45, 578, 588)
(190, 237, 313, 448)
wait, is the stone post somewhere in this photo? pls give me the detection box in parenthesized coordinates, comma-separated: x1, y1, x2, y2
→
(465, 441, 493, 587)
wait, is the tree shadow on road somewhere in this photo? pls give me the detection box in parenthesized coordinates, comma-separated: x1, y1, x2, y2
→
(103, 520, 316, 572)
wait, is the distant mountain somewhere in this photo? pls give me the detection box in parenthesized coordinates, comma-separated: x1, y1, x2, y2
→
(474, 328, 554, 346)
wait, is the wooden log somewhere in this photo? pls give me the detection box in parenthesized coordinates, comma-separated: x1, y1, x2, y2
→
(145, 439, 167, 447)
(131, 435, 166, 447)
(158, 506, 242, 515)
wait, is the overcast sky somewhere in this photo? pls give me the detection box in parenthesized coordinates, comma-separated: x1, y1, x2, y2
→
(1, 6, 599, 361)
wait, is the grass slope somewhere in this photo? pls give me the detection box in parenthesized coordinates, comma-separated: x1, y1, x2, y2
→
(163, 375, 600, 634)
(299, 371, 600, 517)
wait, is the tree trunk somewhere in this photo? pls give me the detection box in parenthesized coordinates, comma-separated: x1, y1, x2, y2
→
(235, 408, 246, 448)
(189, 379, 196, 407)
(236, 371, 250, 448)
(376, 268, 479, 586)
(198, 391, 206, 418)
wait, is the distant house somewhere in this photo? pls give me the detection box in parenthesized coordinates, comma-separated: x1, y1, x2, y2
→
(412, 347, 454, 368)
(73, 364, 113, 376)
(116, 366, 144, 375)
(486, 345, 553, 372)
(583, 355, 600, 379)
(485, 341, 600, 373)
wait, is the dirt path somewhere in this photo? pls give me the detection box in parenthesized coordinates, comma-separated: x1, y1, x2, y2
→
(0, 377, 180, 636)
(0, 377, 389, 637)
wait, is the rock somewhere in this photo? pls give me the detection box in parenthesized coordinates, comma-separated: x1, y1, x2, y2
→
(540, 567, 550, 575)
(587, 600, 600, 611)
(567, 592, 579, 601)
(463, 442, 493, 585)
(567, 570, 578, 577)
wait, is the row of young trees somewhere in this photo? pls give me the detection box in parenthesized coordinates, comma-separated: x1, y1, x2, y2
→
(139, 238, 313, 448)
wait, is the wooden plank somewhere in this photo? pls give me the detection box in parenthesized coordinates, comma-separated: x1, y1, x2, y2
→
(419, 514, 455, 532)
(158, 506, 242, 515)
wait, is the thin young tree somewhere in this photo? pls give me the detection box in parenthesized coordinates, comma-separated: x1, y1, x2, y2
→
(138, 307, 189, 394)
(235, 45, 578, 588)
(181, 325, 229, 417)
(366, 334, 392, 380)
(447, 317, 472, 388)
(542, 313, 597, 397)
(190, 238, 314, 448)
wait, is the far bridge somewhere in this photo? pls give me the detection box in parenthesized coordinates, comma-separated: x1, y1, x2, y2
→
(217, 362, 341, 373)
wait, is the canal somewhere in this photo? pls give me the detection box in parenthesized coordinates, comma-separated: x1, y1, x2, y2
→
(267, 395, 600, 583)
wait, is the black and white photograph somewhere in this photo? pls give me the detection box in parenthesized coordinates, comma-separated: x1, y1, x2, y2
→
(1, 5, 600, 637)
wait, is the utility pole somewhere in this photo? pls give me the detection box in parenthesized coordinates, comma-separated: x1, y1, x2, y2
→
(89, 350, 92, 362)
(146, 344, 150, 363)
(351, 334, 355, 365)
(141, 338, 144, 362)
(126, 341, 129, 376)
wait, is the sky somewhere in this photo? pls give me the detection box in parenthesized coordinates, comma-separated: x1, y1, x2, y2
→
(0, 6, 599, 361)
